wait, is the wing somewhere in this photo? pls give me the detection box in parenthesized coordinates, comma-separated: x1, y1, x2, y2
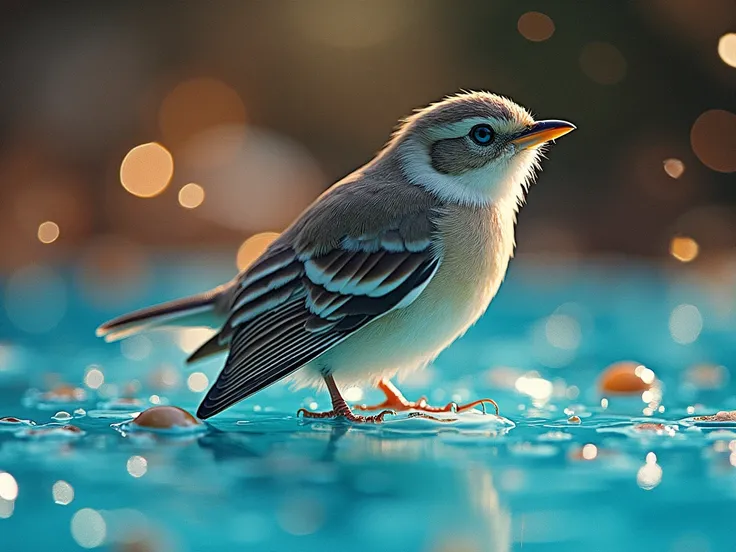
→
(196, 216, 440, 419)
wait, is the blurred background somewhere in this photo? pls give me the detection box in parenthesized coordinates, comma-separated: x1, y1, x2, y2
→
(0, 3, 735, 551)
(1, 0, 734, 275)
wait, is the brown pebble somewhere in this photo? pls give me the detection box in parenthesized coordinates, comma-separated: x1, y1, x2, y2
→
(599, 361, 655, 394)
(634, 423, 665, 431)
(0, 417, 22, 423)
(694, 410, 736, 422)
(568, 415, 581, 424)
(132, 406, 201, 429)
(42, 385, 87, 402)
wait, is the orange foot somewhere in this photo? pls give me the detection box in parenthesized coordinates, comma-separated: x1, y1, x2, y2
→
(353, 379, 499, 416)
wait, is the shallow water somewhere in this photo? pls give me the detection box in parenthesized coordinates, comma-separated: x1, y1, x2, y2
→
(1, 258, 735, 551)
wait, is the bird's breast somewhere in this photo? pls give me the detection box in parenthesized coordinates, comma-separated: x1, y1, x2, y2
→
(425, 202, 515, 325)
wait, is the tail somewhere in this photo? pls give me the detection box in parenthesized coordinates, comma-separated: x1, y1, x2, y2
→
(96, 284, 232, 343)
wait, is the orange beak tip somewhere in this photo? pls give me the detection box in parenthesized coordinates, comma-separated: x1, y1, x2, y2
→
(511, 120, 576, 149)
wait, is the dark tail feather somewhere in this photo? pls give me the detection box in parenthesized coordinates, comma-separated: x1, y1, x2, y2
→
(96, 287, 228, 342)
(186, 332, 228, 364)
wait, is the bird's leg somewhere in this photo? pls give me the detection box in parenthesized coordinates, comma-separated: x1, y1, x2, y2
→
(297, 375, 395, 423)
(353, 378, 500, 416)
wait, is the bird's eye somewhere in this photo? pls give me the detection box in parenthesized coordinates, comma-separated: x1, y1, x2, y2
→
(469, 124, 494, 146)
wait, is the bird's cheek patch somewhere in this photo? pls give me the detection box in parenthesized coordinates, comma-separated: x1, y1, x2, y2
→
(430, 137, 496, 175)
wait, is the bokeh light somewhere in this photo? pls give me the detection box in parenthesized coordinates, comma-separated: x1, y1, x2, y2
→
(580, 42, 627, 85)
(119, 142, 174, 198)
(669, 304, 703, 344)
(717, 33, 736, 68)
(37, 221, 60, 244)
(178, 183, 205, 209)
(663, 158, 685, 179)
(159, 78, 246, 149)
(71, 508, 106, 549)
(0, 472, 19, 501)
(84, 366, 105, 389)
(637, 453, 662, 490)
(126, 456, 148, 478)
(176, 328, 217, 354)
(669, 236, 699, 262)
(0, 498, 14, 519)
(690, 110, 736, 173)
(237, 232, 280, 271)
(52, 480, 74, 505)
(581, 444, 598, 460)
(544, 314, 581, 350)
(517, 12, 555, 42)
(181, 125, 324, 234)
(187, 372, 209, 393)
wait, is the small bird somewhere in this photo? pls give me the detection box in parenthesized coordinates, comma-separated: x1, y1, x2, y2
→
(97, 91, 574, 422)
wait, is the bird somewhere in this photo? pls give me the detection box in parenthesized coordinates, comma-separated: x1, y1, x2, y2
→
(97, 91, 575, 423)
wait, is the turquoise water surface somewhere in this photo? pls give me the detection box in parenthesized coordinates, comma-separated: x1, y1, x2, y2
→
(1, 256, 735, 551)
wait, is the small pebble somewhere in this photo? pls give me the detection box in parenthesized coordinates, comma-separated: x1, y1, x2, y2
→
(25, 425, 84, 438)
(694, 411, 736, 422)
(52, 411, 72, 421)
(131, 406, 202, 429)
(41, 385, 87, 403)
(599, 361, 657, 395)
(568, 415, 581, 424)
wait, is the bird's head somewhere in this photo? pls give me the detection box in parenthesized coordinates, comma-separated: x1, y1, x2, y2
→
(392, 91, 575, 209)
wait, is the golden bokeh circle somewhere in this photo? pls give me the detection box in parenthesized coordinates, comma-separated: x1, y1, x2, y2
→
(718, 33, 736, 68)
(690, 109, 736, 173)
(120, 143, 174, 198)
(37, 221, 60, 244)
(236, 232, 280, 271)
(669, 236, 699, 263)
(517, 12, 555, 42)
(159, 78, 246, 149)
(178, 183, 205, 209)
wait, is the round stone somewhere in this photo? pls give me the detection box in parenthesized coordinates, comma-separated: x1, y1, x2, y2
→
(131, 406, 201, 429)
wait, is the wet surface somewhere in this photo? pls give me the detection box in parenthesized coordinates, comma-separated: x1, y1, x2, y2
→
(0, 260, 735, 551)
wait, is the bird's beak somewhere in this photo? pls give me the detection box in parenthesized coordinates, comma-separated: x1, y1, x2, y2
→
(511, 120, 576, 150)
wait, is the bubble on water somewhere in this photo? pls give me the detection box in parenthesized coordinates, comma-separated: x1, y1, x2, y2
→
(52, 411, 72, 421)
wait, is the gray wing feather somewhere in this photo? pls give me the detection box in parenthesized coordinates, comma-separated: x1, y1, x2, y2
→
(196, 180, 442, 419)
